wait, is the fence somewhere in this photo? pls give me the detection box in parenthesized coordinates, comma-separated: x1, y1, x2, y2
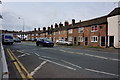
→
(0, 31, 9, 80)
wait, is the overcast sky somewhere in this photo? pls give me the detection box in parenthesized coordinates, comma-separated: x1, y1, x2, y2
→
(1, 1, 119, 31)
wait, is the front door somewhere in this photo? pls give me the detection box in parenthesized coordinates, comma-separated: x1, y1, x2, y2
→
(109, 36, 114, 47)
(74, 37, 77, 45)
(101, 36, 105, 46)
(85, 37, 88, 46)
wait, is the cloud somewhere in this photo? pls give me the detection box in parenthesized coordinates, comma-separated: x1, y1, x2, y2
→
(2, 2, 116, 31)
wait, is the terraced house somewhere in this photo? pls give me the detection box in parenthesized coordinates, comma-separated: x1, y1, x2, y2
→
(2, 7, 120, 48)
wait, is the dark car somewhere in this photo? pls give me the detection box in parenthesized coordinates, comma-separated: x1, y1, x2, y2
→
(14, 38, 21, 42)
(36, 38, 54, 47)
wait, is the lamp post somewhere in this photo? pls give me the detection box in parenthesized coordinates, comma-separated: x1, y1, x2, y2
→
(18, 17, 25, 40)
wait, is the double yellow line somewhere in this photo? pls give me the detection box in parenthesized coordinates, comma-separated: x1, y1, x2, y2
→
(7, 48, 34, 80)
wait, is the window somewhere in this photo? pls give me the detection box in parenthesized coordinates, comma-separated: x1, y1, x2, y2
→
(91, 36, 98, 42)
(54, 32, 56, 35)
(68, 29, 73, 34)
(32, 34, 33, 36)
(78, 36, 83, 42)
(68, 36, 72, 41)
(59, 31, 61, 35)
(78, 27, 84, 33)
(36, 34, 38, 36)
(59, 37, 62, 40)
(91, 25, 98, 32)
(53, 37, 56, 41)
(63, 30, 66, 34)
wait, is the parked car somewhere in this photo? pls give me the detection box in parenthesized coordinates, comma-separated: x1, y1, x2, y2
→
(14, 38, 21, 42)
(2, 34, 14, 45)
(36, 38, 54, 47)
(56, 39, 72, 46)
(32, 38, 37, 42)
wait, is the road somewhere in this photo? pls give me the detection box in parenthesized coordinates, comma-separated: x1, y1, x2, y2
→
(3, 42, 119, 79)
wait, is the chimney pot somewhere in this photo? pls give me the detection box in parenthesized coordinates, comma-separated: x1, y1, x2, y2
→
(72, 19, 75, 25)
(55, 23, 58, 28)
(64, 21, 69, 26)
(34, 28, 36, 31)
(59, 22, 63, 27)
(48, 27, 50, 30)
(38, 28, 40, 31)
(51, 25, 53, 29)
(43, 27, 46, 31)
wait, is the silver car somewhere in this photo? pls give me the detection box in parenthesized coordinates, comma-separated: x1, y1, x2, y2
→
(56, 39, 72, 46)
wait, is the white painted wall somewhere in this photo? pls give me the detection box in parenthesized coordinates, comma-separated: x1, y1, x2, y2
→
(107, 15, 120, 48)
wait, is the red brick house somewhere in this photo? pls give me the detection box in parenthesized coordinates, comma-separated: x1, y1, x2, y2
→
(3, 7, 120, 48)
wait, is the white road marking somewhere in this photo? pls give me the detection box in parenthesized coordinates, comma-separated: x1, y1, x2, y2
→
(33, 49, 36, 50)
(17, 53, 30, 58)
(109, 58, 120, 61)
(25, 53, 31, 55)
(84, 54, 108, 60)
(18, 54, 26, 58)
(59, 49, 119, 61)
(17, 50, 24, 53)
(41, 56, 58, 60)
(30, 61, 47, 76)
(85, 68, 119, 77)
(60, 49, 67, 52)
(39, 57, 76, 70)
(17, 50, 30, 58)
(35, 53, 40, 56)
(75, 52, 84, 55)
(61, 60, 82, 69)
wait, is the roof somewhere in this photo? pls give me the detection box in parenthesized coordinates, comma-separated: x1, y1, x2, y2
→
(80, 16, 107, 27)
(108, 7, 120, 17)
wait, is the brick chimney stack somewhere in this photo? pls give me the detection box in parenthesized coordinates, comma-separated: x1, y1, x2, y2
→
(38, 28, 40, 31)
(55, 23, 58, 28)
(72, 19, 75, 25)
(47, 27, 50, 30)
(43, 27, 46, 31)
(79, 20, 81, 23)
(34, 28, 36, 31)
(51, 25, 53, 29)
(59, 22, 63, 27)
(64, 21, 69, 26)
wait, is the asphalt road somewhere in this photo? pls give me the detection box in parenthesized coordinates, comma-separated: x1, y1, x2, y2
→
(3, 42, 120, 79)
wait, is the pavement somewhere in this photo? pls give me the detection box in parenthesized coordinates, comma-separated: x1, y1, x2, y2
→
(3, 42, 120, 79)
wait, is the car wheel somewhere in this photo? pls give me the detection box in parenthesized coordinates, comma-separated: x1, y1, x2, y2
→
(66, 43, 68, 46)
(36, 43, 39, 46)
(56, 42, 58, 45)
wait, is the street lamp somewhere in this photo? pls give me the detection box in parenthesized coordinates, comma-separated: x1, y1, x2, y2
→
(18, 17, 25, 40)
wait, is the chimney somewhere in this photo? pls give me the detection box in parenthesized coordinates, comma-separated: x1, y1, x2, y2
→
(55, 23, 58, 28)
(64, 21, 69, 26)
(59, 22, 63, 27)
(72, 19, 75, 25)
(43, 27, 46, 31)
(51, 25, 53, 29)
(47, 27, 50, 30)
(38, 28, 40, 31)
(34, 28, 36, 31)
(79, 20, 81, 22)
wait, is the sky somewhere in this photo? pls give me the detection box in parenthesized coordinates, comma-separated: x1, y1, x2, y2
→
(1, 1, 119, 31)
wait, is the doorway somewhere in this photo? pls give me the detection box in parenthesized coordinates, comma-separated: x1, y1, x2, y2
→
(101, 36, 106, 46)
(74, 37, 77, 45)
(85, 37, 88, 46)
(109, 36, 114, 47)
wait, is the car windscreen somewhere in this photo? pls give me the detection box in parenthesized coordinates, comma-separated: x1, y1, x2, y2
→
(44, 39, 52, 42)
(5, 35, 13, 39)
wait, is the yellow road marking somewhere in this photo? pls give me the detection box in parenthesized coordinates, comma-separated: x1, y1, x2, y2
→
(7, 48, 34, 80)
(7, 49, 27, 79)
